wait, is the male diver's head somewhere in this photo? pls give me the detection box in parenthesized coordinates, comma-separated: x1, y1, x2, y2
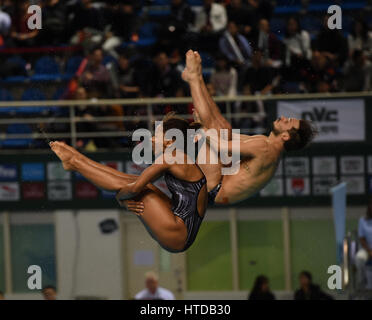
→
(272, 116, 317, 152)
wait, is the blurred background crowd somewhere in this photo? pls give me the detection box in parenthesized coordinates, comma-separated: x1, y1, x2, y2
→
(0, 0, 371, 150)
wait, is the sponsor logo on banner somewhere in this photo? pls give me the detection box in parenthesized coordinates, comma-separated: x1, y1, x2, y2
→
(261, 178, 284, 196)
(313, 176, 338, 195)
(75, 182, 98, 199)
(340, 156, 365, 175)
(22, 182, 45, 200)
(22, 163, 45, 181)
(340, 176, 365, 195)
(312, 157, 337, 175)
(48, 181, 72, 200)
(0, 164, 18, 181)
(101, 161, 123, 172)
(286, 178, 310, 196)
(0, 182, 20, 201)
(47, 162, 71, 180)
(368, 156, 372, 174)
(285, 157, 309, 176)
(277, 100, 365, 142)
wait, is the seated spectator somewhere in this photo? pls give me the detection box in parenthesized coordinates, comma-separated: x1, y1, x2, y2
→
(314, 15, 348, 67)
(282, 16, 312, 82)
(343, 50, 372, 92)
(80, 47, 112, 97)
(42, 285, 57, 300)
(210, 55, 238, 96)
(348, 20, 372, 59)
(38, 0, 69, 45)
(243, 50, 279, 95)
(294, 271, 333, 300)
(301, 51, 338, 93)
(189, 0, 227, 51)
(158, 0, 195, 53)
(135, 271, 175, 300)
(10, 0, 39, 47)
(226, 0, 255, 39)
(248, 275, 275, 300)
(69, 0, 107, 47)
(219, 21, 253, 69)
(355, 199, 372, 289)
(146, 51, 183, 98)
(109, 53, 141, 98)
(255, 19, 283, 69)
(103, 1, 140, 58)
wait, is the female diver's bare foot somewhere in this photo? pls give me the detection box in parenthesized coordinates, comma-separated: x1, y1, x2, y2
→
(50, 141, 76, 171)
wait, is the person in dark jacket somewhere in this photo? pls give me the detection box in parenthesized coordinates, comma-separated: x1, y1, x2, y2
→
(248, 275, 276, 300)
(294, 271, 334, 300)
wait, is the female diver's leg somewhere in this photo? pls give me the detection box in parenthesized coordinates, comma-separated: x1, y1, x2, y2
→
(51, 142, 187, 251)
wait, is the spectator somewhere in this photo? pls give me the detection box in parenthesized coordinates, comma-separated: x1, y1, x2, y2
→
(301, 50, 338, 93)
(294, 271, 333, 300)
(355, 199, 372, 289)
(248, 275, 276, 300)
(10, 0, 39, 47)
(343, 50, 372, 92)
(103, 1, 140, 58)
(80, 47, 112, 97)
(147, 51, 183, 98)
(243, 50, 279, 95)
(0, 290, 4, 300)
(42, 285, 57, 300)
(190, 0, 227, 51)
(210, 55, 238, 96)
(226, 0, 255, 39)
(158, 0, 195, 53)
(109, 53, 141, 98)
(282, 16, 311, 82)
(135, 271, 175, 300)
(314, 15, 348, 67)
(255, 18, 283, 68)
(219, 21, 253, 69)
(38, 0, 69, 45)
(348, 20, 372, 59)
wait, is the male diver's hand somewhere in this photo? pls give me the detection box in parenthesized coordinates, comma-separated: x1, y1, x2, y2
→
(124, 200, 144, 216)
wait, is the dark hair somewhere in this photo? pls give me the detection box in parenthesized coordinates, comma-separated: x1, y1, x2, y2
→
(299, 271, 312, 282)
(250, 275, 269, 295)
(162, 112, 202, 153)
(284, 16, 302, 37)
(284, 120, 318, 152)
(42, 285, 57, 293)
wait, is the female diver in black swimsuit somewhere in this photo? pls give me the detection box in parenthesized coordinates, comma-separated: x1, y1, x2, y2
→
(50, 113, 208, 253)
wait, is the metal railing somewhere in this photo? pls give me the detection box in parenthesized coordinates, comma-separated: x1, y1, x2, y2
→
(0, 91, 370, 151)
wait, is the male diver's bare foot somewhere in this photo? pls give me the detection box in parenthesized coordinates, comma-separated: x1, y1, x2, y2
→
(50, 141, 76, 171)
(182, 50, 202, 83)
(58, 141, 85, 161)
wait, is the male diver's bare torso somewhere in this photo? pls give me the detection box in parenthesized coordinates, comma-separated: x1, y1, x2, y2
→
(198, 134, 280, 204)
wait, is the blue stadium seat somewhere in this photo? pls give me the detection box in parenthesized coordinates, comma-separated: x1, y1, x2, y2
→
(20, 88, 48, 115)
(6, 56, 27, 73)
(199, 52, 215, 69)
(49, 87, 68, 116)
(65, 56, 84, 76)
(0, 89, 15, 115)
(1, 124, 33, 149)
(32, 56, 61, 81)
(123, 22, 158, 47)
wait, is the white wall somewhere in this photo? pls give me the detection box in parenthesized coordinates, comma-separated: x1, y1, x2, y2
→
(55, 210, 123, 300)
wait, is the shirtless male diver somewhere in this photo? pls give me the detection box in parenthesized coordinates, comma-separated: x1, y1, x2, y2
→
(125, 50, 317, 213)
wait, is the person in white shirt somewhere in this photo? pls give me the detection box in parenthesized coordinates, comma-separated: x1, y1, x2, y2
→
(135, 272, 175, 300)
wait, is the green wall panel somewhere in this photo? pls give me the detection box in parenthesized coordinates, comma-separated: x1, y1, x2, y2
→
(187, 222, 232, 291)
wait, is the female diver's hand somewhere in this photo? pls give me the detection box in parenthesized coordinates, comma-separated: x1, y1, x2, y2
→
(124, 200, 145, 216)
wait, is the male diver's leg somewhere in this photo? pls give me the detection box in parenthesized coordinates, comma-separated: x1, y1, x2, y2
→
(51, 142, 187, 251)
